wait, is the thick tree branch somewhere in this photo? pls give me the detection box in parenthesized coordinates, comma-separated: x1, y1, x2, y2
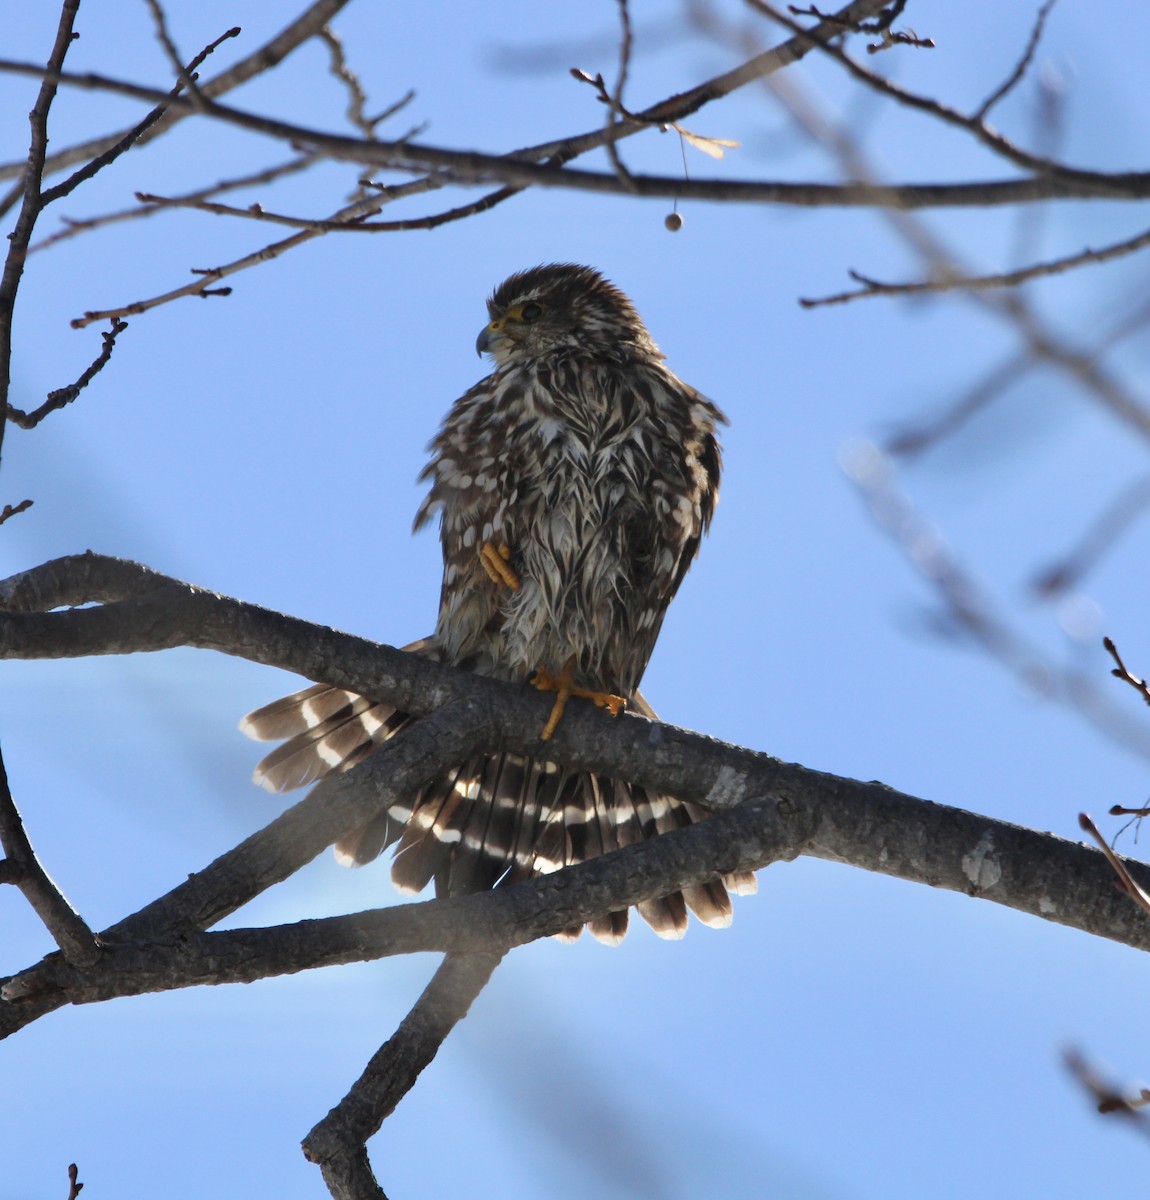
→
(2, 554, 1148, 1030)
(4, 768, 1148, 1015)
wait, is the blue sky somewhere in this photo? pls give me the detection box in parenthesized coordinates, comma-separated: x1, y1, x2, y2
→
(4, 2, 1150, 1197)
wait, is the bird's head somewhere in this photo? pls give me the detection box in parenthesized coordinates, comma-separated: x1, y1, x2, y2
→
(476, 263, 662, 366)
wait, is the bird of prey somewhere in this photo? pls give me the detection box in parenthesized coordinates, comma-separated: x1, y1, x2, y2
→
(241, 263, 755, 942)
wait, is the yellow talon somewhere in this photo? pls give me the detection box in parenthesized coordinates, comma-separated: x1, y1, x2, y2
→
(531, 655, 627, 741)
(480, 541, 521, 591)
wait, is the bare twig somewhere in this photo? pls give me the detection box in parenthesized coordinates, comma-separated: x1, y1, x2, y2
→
(0, 0, 354, 190)
(1103, 637, 1150, 707)
(142, 0, 208, 106)
(6, 319, 128, 428)
(787, 0, 935, 52)
(31, 152, 318, 252)
(603, 0, 637, 187)
(801, 223, 1150, 307)
(1078, 812, 1150, 919)
(66, 1163, 83, 1200)
(0, 499, 32, 525)
(37, 26, 241, 210)
(975, 0, 1058, 121)
(754, 0, 1127, 190)
(318, 24, 375, 139)
(0, 0, 81, 462)
(134, 190, 377, 231)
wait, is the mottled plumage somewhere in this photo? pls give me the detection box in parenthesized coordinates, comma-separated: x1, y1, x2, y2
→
(241, 264, 755, 942)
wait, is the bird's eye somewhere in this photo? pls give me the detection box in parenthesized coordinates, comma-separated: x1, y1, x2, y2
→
(519, 301, 543, 323)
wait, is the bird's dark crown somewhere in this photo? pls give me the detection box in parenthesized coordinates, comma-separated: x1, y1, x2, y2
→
(485, 263, 659, 360)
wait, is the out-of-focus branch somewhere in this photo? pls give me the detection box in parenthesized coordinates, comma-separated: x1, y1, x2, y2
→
(842, 442, 1150, 761)
(973, 0, 1057, 121)
(1065, 1048, 1150, 1139)
(1033, 478, 1150, 598)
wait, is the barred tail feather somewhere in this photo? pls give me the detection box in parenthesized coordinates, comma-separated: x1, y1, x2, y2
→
(241, 671, 751, 942)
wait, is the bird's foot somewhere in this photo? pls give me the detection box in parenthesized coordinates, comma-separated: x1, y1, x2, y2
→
(531, 655, 627, 741)
(480, 541, 521, 591)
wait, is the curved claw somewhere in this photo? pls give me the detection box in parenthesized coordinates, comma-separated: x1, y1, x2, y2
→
(532, 656, 627, 741)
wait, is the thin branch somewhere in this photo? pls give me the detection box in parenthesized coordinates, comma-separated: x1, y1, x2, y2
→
(6, 319, 128, 428)
(885, 351, 1032, 458)
(142, 0, 205, 105)
(317, 24, 376, 139)
(132, 186, 528, 234)
(37, 26, 241, 210)
(753, 0, 1123, 190)
(604, 0, 637, 188)
(1065, 1048, 1150, 1139)
(3, 55, 1146, 205)
(841, 443, 1150, 760)
(800, 223, 1150, 307)
(0, 743, 103, 968)
(302, 952, 505, 1200)
(0, 0, 354, 189)
(1078, 812, 1150, 920)
(0, 0, 81, 462)
(1103, 637, 1150, 707)
(0, 498, 32, 525)
(134, 190, 375, 232)
(743, 17, 1150, 455)
(975, 0, 1058, 122)
(31, 152, 319, 252)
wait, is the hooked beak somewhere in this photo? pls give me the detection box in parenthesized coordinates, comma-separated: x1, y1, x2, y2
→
(476, 323, 508, 358)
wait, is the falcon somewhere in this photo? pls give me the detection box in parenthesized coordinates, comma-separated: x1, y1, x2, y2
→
(241, 264, 755, 942)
